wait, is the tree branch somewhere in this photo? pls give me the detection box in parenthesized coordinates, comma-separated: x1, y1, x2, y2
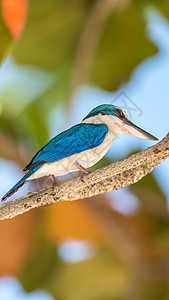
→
(0, 133, 169, 221)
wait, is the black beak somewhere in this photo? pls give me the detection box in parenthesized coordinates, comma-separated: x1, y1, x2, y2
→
(123, 119, 158, 141)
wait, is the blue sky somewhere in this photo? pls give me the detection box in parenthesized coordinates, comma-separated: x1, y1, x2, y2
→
(0, 277, 53, 300)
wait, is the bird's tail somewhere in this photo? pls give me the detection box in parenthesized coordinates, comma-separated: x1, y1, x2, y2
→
(2, 171, 32, 201)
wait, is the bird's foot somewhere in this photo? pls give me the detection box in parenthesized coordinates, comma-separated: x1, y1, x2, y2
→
(50, 175, 58, 190)
(75, 162, 91, 183)
(80, 172, 91, 183)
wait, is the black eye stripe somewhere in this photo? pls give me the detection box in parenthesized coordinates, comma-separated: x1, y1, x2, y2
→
(99, 111, 106, 115)
(114, 109, 125, 119)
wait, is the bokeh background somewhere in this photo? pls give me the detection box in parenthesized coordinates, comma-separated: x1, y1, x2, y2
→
(0, 0, 169, 299)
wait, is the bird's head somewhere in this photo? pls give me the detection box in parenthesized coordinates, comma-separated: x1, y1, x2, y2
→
(82, 104, 158, 140)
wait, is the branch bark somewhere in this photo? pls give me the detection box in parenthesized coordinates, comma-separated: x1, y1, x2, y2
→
(0, 133, 169, 221)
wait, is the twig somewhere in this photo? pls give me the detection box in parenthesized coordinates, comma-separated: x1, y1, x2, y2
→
(0, 133, 169, 220)
(68, 0, 128, 99)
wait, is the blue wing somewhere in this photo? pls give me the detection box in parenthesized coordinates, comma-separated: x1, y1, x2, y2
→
(2, 166, 41, 200)
(24, 123, 108, 171)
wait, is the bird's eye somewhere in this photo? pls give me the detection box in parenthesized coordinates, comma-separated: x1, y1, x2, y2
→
(114, 109, 124, 119)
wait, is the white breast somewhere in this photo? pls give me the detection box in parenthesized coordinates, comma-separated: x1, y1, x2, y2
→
(28, 131, 114, 180)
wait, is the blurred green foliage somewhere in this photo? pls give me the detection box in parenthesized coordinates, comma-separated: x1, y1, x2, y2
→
(0, 10, 11, 61)
(0, 0, 169, 300)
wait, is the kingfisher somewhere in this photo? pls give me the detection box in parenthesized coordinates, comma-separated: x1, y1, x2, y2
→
(2, 104, 158, 201)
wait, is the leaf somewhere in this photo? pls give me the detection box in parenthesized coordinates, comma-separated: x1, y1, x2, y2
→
(13, 0, 93, 69)
(90, 1, 158, 90)
(0, 8, 12, 62)
(12, 0, 159, 93)
(2, 0, 29, 40)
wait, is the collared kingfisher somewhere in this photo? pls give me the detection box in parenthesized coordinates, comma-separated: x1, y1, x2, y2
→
(2, 104, 158, 201)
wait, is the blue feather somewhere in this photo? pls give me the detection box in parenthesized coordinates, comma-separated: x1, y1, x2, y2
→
(24, 123, 108, 170)
(2, 123, 108, 200)
(2, 166, 41, 201)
